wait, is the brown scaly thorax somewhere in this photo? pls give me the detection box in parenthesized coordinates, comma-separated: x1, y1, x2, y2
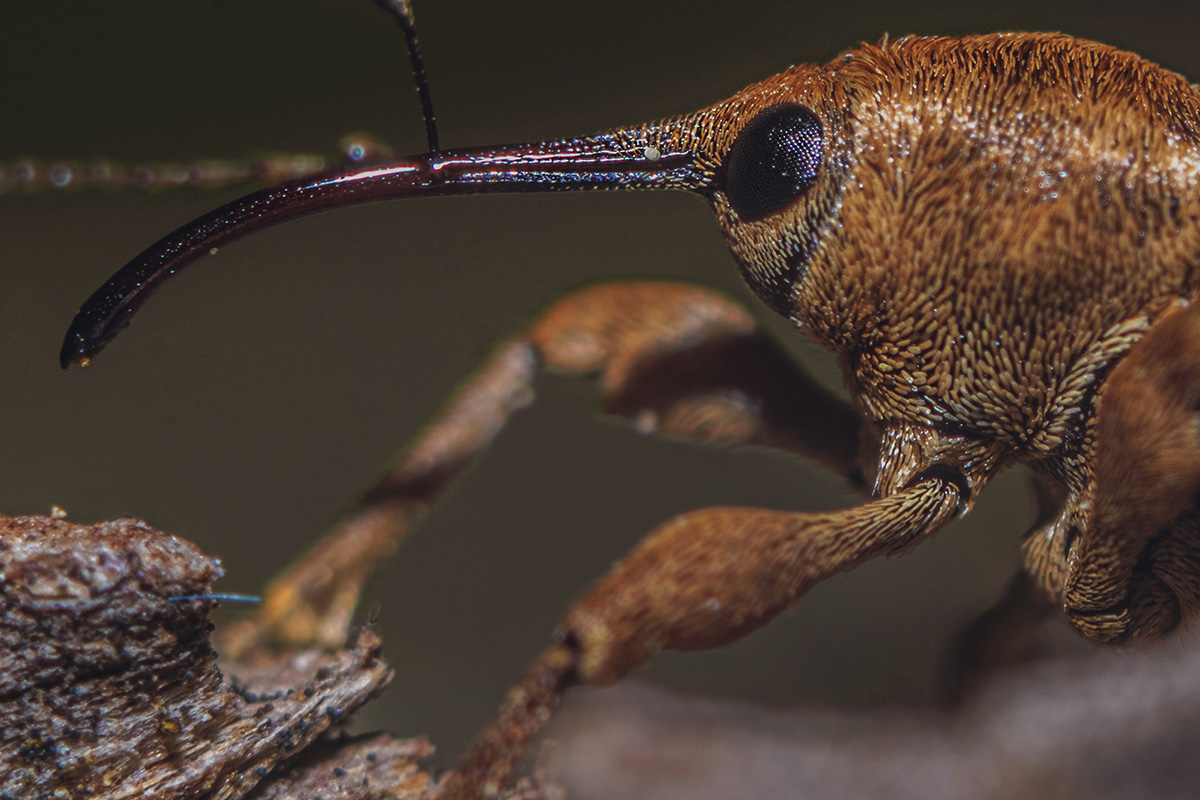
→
(791, 36, 1200, 477)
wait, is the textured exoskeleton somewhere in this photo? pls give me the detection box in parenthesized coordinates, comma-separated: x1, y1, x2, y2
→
(62, 33, 1200, 798)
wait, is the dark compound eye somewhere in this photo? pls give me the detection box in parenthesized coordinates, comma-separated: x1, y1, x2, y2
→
(723, 104, 823, 222)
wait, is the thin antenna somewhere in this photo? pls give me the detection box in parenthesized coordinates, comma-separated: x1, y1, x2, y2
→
(169, 592, 263, 604)
(373, 0, 440, 152)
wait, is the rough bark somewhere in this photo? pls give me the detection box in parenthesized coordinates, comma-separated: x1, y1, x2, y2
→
(0, 513, 541, 800)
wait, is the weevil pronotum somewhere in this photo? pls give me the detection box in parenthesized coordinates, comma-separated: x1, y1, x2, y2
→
(34, 2, 1200, 796)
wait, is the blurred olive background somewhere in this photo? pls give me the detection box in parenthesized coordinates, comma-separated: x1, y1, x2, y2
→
(2, 0, 1197, 766)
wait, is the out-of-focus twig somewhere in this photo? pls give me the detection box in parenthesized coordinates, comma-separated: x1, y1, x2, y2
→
(548, 626, 1200, 800)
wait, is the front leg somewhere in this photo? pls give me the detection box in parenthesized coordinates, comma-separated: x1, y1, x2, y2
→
(444, 472, 967, 798)
(1026, 303, 1200, 644)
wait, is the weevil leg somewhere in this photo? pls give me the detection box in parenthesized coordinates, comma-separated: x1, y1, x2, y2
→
(219, 336, 540, 657)
(942, 473, 1064, 705)
(1034, 302, 1200, 644)
(942, 570, 1054, 706)
(527, 281, 863, 478)
(441, 473, 966, 798)
(220, 280, 863, 657)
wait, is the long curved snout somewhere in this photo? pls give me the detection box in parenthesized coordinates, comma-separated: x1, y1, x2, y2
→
(59, 128, 711, 368)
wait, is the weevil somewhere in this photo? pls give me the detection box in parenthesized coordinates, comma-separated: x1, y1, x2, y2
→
(59, 29, 1200, 798)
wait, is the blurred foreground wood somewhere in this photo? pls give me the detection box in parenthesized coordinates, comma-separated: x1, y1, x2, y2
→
(548, 629, 1200, 799)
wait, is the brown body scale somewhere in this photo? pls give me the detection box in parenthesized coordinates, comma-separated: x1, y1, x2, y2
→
(683, 33, 1200, 638)
(825, 35, 1200, 637)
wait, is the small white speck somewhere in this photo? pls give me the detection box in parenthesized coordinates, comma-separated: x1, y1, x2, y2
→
(633, 409, 659, 435)
(209, 247, 219, 255)
(643, 146, 661, 161)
